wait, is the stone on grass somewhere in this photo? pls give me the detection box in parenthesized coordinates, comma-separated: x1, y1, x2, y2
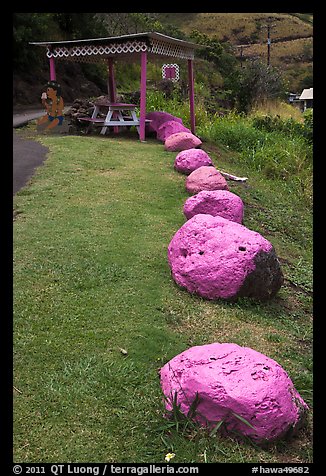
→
(164, 132, 202, 152)
(174, 148, 213, 174)
(157, 120, 191, 142)
(167, 214, 283, 301)
(160, 342, 308, 444)
(186, 166, 229, 194)
(145, 111, 183, 134)
(183, 190, 244, 223)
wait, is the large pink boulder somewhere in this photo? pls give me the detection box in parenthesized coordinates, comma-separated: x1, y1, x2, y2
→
(157, 120, 191, 142)
(183, 190, 244, 223)
(167, 214, 283, 301)
(174, 148, 213, 174)
(160, 342, 308, 444)
(145, 111, 183, 134)
(164, 132, 202, 152)
(186, 166, 229, 194)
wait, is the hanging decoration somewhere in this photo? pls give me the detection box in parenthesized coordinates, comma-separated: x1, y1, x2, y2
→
(162, 64, 180, 82)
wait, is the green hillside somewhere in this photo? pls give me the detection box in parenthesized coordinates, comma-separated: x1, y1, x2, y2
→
(157, 13, 313, 92)
(158, 13, 312, 43)
(13, 13, 313, 106)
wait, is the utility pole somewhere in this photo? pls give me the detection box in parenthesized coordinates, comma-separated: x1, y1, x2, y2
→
(267, 23, 272, 66)
(235, 44, 250, 68)
(262, 19, 276, 66)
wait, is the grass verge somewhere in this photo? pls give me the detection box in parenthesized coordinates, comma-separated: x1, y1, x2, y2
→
(13, 127, 312, 463)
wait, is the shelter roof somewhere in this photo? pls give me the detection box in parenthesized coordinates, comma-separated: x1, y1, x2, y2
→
(30, 32, 201, 63)
(299, 88, 313, 100)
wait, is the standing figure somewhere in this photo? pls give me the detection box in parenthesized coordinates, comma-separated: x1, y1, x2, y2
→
(37, 81, 64, 130)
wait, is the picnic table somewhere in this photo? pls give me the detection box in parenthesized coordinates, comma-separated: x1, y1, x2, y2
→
(78, 99, 142, 136)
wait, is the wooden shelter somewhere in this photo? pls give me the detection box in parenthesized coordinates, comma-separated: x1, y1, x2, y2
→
(30, 32, 201, 141)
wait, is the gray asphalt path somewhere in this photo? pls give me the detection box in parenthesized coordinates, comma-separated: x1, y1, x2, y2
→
(12, 104, 70, 195)
(13, 109, 45, 128)
(13, 107, 56, 195)
(13, 130, 49, 195)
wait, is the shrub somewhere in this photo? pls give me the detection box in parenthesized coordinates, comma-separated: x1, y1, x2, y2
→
(199, 111, 268, 151)
(251, 110, 313, 144)
(251, 115, 304, 137)
(247, 133, 312, 179)
(142, 87, 312, 204)
(302, 109, 313, 143)
(197, 111, 312, 204)
(226, 59, 286, 113)
(145, 89, 209, 129)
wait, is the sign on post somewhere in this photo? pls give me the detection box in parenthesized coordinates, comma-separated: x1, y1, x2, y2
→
(162, 64, 179, 82)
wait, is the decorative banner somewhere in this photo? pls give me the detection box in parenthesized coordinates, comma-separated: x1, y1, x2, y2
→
(162, 64, 180, 82)
(37, 80, 67, 133)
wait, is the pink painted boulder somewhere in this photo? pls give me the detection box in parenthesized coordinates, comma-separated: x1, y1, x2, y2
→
(183, 190, 244, 223)
(145, 111, 183, 134)
(167, 214, 283, 301)
(164, 132, 202, 152)
(160, 342, 308, 444)
(174, 148, 213, 175)
(157, 120, 191, 142)
(186, 166, 229, 194)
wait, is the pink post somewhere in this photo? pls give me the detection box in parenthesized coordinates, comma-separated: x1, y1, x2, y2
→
(49, 56, 56, 81)
(107, 58, 117, 102)
(107, 58, 118, 133)
(139, 50, 147, 142)
(188, 59, 195, 134)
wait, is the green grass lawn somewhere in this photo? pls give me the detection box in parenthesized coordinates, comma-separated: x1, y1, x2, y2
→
(13, 129, 312, 463)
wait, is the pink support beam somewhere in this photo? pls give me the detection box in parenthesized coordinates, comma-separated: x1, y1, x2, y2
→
(107, 58, 117, 102)
(139, 50, 147, 142)
(49, 56, 56, 81)
(107, 58, 118, 133)
(188, 59, 195, 134)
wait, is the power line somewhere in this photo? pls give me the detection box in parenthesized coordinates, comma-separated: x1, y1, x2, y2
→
(261, 20, 277, 66)
(234, 44, 251, 68)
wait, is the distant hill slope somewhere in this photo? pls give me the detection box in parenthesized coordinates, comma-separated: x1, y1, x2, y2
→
(158, 13, 312, 44)
(157, 13, 313, 92)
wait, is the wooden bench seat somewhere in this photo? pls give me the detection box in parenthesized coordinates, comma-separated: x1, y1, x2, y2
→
(78, 117, 105, 124)
(77, 115, 152, 136)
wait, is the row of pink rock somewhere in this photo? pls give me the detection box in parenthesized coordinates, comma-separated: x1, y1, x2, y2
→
(147, 112, 308, 444)
(146, 111, 284, 301)
(160, 342, 308, 444)
(146, 110, 202, 152)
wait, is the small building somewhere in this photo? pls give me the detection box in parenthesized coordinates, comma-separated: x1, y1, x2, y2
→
(287, 92, 300, 104)
(299, 88, 313, 111)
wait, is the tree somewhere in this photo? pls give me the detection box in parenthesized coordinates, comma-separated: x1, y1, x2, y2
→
(53, 13, 107, 39)
(189, 30, 238, 79)
(13, 13, 108, 74)
(190, 30, 223, 62)
(13, 13, 54, 72)
(228, 58, 286, 113)
(96, 13, 163, 36)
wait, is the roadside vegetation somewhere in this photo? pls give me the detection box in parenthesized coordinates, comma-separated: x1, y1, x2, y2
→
(13, 10, 313, 465)
(14, 13, 313, 106)
(156, 13, 313, 43)
(13, 94, 312, 462)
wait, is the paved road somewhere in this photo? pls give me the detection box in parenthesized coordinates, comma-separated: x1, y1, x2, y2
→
(13, 130, 49, 195)
(13, 107, 49, 195)
(13, 107, 57, 195)
(13, 109, 45, 128)
(13, 104, 72, 127)
(12, 104, 69, 195)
